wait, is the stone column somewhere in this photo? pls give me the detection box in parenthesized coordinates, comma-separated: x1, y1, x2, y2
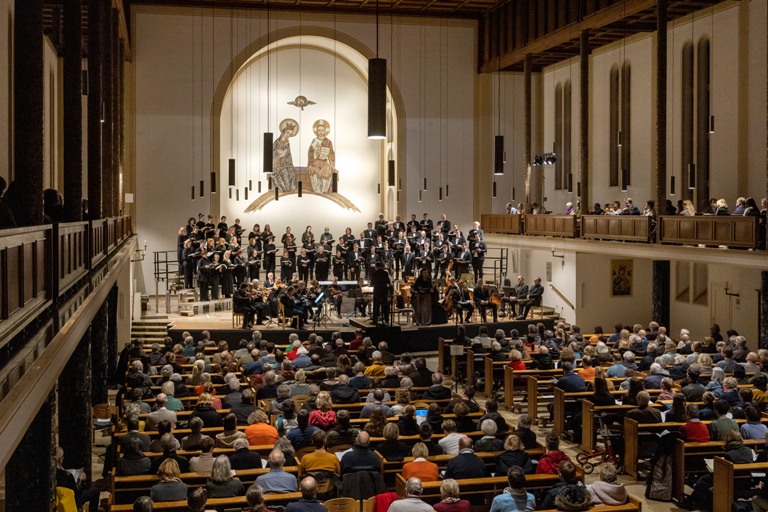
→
(652, 260, 670, 330)
(6, 392, 56, 512)
(13, 0, 44, 226)
(118, 43, 125, 215)
(63, 0, 83, 222)
(760, 271, 768, 349)
(91, 301, 109, 404)
(655, 0, 668, 216)
(579, 30, 590, 211)
(107, 286, 119, 385)
(87, 0, 103, 219)
(58, 336, 93, 480)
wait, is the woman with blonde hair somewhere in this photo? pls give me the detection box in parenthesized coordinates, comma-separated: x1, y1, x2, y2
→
(190, 393, 223, 428)
(150, 459, 188, 502)
(390, 388, 411, 416)
(206, 455, 245, 498)
(186, 359, 206, 386)
(496, 434, 533, 474)
(697, 353, 713, 375)
(402, 443, 439, 482)
(308, 391, 337, 429)
(680, 199, 696, 216)
(377, 423, 410, 460)
(433, 479, 471, 512)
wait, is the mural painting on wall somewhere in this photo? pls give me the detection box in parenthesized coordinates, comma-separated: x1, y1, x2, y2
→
(245, 95, 360, 213)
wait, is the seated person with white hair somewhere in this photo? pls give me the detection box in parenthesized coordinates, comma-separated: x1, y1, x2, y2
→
(423, 372, 452, 400)
(626, 391, 662, 423)
(642, 363, 667, 389)
(364, 351, 386, 377)
(382, 366, 401, 388)
(608, 351, 638, 378)
(474, 419, 504, 452)
(387, 477, 435, 512)
(229, 437, 263, 470)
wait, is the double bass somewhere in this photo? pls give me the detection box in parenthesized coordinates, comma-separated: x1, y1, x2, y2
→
(441, 260, 455, 316)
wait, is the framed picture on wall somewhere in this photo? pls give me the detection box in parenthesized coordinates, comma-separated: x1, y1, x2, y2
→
(611, 259, 633, 297)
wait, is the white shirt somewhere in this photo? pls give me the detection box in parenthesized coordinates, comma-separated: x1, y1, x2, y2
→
(438, 432, 463, 455)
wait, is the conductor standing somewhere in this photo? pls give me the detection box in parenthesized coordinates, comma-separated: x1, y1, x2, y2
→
(371, 261, 392, 326)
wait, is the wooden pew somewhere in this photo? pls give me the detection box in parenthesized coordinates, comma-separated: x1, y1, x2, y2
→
(111, 492, 302, 512)
(712, 457, 768, 512)
(111, 466, 299, 505)
(539, 496, 643, 512)
(503, 369, 561, 418)
(394, 472, 580, 501)
(552, 388, 629, 437)
(671, 438, 766, 502)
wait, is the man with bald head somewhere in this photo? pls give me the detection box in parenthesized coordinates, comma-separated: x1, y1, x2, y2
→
(255, 449, 298, 493)
(444, 436, 489, 480)
(286, 477, 327, 512)
(340, 432, 381, 475)
(146, 393, 177, 430)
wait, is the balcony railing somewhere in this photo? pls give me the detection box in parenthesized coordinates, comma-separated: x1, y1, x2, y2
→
(481, 213, 765, 250)
(0, 216, 133, 345)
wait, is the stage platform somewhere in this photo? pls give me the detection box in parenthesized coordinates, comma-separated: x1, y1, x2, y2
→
(165, 316, 555, 354)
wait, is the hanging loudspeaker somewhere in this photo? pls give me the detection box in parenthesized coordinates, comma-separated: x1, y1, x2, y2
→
(298, 181, 303, 198)
(210, 171, 217, 193)
(263, 133, 274, 172)
(688, 163, 696, 189)
(367, 58, 387, 139)
(670, 176, 676, 195)
(191, 185, 195, 200)
(493, 181, 497, 198)
(229, 159, 236, 186)
(494, 135, 504, 175)
(388, 160, 395, 187)
(200, 180, 205, 198)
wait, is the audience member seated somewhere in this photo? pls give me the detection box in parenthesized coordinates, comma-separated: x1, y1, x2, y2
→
(536, 433, 571, 475)
(189, 393, 224, 428)
(327, 409, 360, 448)
(397, 405, 420, 436)
(255, 449, 299, 493)
(496, 434, 533, 475)
(190, 437, 217, 473)
(388, 477, 435, 512)
(326, 374, 358, 406)
(299, 430, 340, 475)
(363, 408, 388, 438)
(433, 479, 470, 512)
(150, 459, 188, 502)
(417, 423, 444, 456)
(246, 410, 280, 446)
(540, 460, 584, 510)
(681, 367, 706, 402)
(709, 399, 739, 440)
(626, 391, 662, 424)
(187, 488, 208, 512)
(377, 423, 411, 461)
(427, 403, 445, 434)
(146, 394, 178, 431)
(151, 433, 190, 473)
(206, 455, 245, 498)
(664, 394, 688, 423)
(741, 405, 768, 440)
(308, 391, 337, 430)
(588, 464, 627, 506)
(340, 432, 382, 475)
(402, 442, 439, 482)
(349, 362, 372, 389)
(444, 385, 480, 414)
(452, 402, 477, 433)
(229, 438, 263, 470)
(423, 372, 452, 400)
(438, 420, 463, 455)
(216, 413, 248, 448)
(607, 351, 638, 378)
(444, 436, 490, 479)
(721, 377, 742, 407)
(409, 358, 434, 387)
(390, 389, 411, 416)
(289, 410, 321, 449)
(513, 415, 537, 450)
(285, 477, 327, 512)
(488, 466, 536, 512)
(360, 389, 392, 418)
(474, 419, 503, 452)
(116, 437, 152, 476)
(681, 405, 710, 442)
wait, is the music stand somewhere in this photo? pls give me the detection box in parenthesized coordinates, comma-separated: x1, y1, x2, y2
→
(314, 292, 330, 328)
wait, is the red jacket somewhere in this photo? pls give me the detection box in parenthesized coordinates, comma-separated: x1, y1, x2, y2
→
(681, 420, 710, 442)
(308, 409, 337, 429)
(536, 450, 571, 474)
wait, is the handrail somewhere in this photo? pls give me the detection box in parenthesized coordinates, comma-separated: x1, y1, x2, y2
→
(548, 283, 574, 310)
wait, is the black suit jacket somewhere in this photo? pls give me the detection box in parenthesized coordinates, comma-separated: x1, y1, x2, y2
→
(229, 447, 263, 470)
(444, 451, 489, 479)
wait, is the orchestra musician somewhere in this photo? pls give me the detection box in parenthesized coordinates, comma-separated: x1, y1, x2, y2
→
(280, 286, 307, 329)
(314, 245, 330, 281)
(371, 261, 392, 326)
(280, 249, 293, 281)
(473, 279, 498, 323)
(234, 282, 257, 329)
(447, 278, 474, 323)
(350, 278, 370, 318)
(401, 244, 416, 279)
(412, 267, 433, 325)
(263, 272, 276, 289)
(330, 276, 344, 318)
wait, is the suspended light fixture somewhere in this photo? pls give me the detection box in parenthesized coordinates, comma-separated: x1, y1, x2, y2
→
(244, 187, 248, 200)
(688, 163, 696, 189)
(191, 186, 195, 200)
(494, 135, 505, 175)
(621, 168, 629, 192)
(493, 1, 504, 176)
(670, 176, 676, 196)
(229, 158, 236, 186)
(368, 0, 387, 139)
(268, 176, 272, 190)
(200, 180, 204, 197)
(388, 160, 395, 187)
(211, 171, 217, 193)
(258, 181, 262, 193)
(298, 181, 303, 197)
(332, 173, 338, 193)
(263, 0, 274, 173)
(493, 181, 497, 198)
(275, 188, 279, 201)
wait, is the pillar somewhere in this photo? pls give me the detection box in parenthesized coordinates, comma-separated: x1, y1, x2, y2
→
(655, 0, 668, 215)
(87, 0, 103, 219)
(760, 272, 768, 349)
(579, 30, 590, 211)
(118, 43, 125, 215)
(63, 0, 83, 221)
(652, 260, 670, 330)
(58, 336, 93, 480)
(13, 0, 44, 226)
(107, 286, 119, 385)
(524, 54, 532, 207)
(6, 393, 56, 512)
(101, 3, 114, 218)
(91, 301, 109, 404)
